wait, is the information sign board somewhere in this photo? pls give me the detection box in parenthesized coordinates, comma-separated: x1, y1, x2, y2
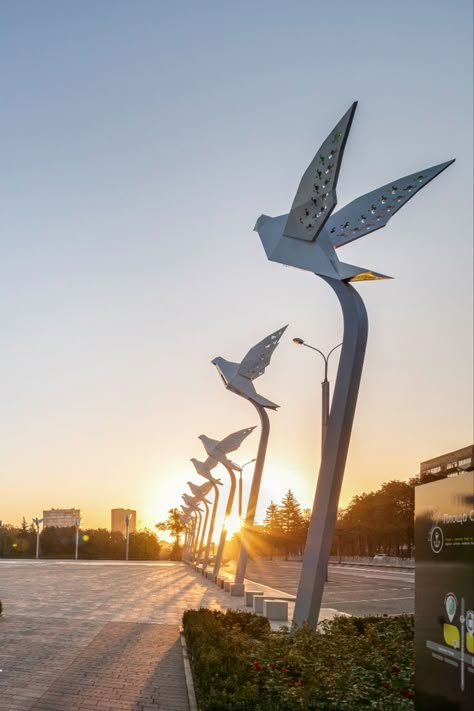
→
(415, 471, 474, 710)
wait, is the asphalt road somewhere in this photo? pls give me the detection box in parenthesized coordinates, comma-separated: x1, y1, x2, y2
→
(223, 559, 414, 616)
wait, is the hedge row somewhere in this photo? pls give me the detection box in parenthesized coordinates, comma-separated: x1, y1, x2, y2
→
(182, 608, 414, 710)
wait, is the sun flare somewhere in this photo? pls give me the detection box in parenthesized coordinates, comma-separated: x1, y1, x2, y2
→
(224, 513, 242, 540)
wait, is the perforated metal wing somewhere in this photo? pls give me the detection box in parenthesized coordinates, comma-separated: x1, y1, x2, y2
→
(327, 160, 455, 248)
(217, 427, 256, 454)
(238, 326, 287, 381)
(283, 103, 357, 242)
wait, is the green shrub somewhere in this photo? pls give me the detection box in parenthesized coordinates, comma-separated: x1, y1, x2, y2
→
(182, 609, 414, 710)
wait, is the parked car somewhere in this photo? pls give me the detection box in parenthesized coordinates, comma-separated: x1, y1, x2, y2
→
(372, 554, 389, 563)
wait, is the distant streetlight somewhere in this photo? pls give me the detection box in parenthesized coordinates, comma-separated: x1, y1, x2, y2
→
(73, 516, 82, 561)
(124, 512, 133, 561)
(293, 338, 342, 447)
(238, 459, 256, 519)
(32, 517, 43, 560)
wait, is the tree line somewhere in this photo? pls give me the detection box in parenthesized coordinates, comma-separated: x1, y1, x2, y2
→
(0, 518, 164, 560)
(228, 479, 417, 561)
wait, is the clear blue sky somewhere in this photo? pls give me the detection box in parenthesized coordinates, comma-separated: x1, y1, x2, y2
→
(1, 0, 472, 531)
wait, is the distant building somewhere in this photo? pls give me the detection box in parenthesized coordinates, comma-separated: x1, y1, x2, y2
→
(43, 508, 80, 528)
(111, 508, 137, 536)
(419, 444, 473, 482)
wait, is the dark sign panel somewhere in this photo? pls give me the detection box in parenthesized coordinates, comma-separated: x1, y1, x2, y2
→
(415, 471, 474, 710)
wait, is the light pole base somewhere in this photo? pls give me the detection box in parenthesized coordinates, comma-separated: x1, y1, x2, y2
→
(230, 583, 245, 596)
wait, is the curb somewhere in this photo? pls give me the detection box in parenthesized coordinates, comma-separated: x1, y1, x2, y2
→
(179, 625, 198, 711)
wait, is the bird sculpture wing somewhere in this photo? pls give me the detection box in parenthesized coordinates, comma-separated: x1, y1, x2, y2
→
(283, 102, 357, 242)
(217, 426, 256, 454)
(238, 326, 287, 380)
(327, 160, 455, 248)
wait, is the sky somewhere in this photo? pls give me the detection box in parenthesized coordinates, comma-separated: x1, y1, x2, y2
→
(1, 0, 472, 536)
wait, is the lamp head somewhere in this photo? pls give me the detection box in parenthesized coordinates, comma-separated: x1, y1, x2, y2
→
(293, 337, 305, 345)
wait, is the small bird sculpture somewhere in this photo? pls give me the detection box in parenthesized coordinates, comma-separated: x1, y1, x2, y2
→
(254, 102, 454, 281)
(187, 480, 214, 500)
(198, 427, 256, 471)
(212, 326, 287, 409)
(190, 457, 223, 484)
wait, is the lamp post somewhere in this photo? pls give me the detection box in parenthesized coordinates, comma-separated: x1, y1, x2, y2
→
(187, 481, 213, 565)
(124, 512, 133, 561)
(32, 517, 43, 560)
(190, 460, 222, 573)
(252, 101, 454, 628)
(194, 427, 256, 577)
(73, 515, 82, 561)
(238, 459, 256, 519)
(293, 339, 342, 447)
(182, 495, 203, 563)
(212, 328, 286, 593)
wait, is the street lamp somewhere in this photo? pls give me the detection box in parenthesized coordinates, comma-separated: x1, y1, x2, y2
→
(253, 101, 454, 628)
(194, 427, 255, 577)
(212, 327, 286, 592)
(73, 515, 82, 561)
(189, 459, 222, 572)
(182, 494, 204, 563)
(187, 480, 213, 564)
(293, 338, 342, 447)
(238, 459, 256, 519)
(32, 517, 43, 560)
(124, 512, 133, 562)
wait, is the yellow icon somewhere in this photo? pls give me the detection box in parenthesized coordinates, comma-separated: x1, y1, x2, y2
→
(466, 632, 474, 654)
(443, 623, 460, 649)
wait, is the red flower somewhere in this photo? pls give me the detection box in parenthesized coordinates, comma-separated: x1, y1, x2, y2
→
(269, 663, 275, 671)
(383, 683, 391, 689)
(253, 661, 261, 672)
(400, 689, 415, 699)
(391, 665, 400, 674)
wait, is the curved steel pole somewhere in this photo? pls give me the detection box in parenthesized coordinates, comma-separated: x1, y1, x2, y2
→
(202, 483, 220, 572)
(186, 516, 196, 561)
(192, 509, 203, 562)
(293, 278, 368, 628)
(212, 464, 237, 578)
(196, 501, 209, 564)
(234, 403, 270, 585)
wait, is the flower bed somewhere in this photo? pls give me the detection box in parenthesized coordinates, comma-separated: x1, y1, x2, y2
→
(182, 608, 414, 710)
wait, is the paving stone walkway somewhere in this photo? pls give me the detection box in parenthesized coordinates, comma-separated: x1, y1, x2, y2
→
(0, 560, 309, 711)
(0, 559, 341, 710)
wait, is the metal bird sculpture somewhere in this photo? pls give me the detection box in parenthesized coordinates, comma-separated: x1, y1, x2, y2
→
(187, 480, 213, 500)
(254, 101, 454, 281)
(212, 326, 287, 409)
(190, 457, 223, 484)
(198, 427, 256, 472)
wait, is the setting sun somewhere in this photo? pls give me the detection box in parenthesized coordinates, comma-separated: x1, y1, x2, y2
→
(224, 513, 242, 540)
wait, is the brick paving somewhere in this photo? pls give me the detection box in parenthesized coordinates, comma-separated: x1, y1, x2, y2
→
(0, 560, 229, 711)
(0, 560, 305, 711)
(0, 559, 343, 710)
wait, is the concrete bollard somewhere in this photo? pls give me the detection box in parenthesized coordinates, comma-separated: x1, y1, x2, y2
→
(253, 596, 267, 614)
(217, 576, 225, 589)
(245, 590, 264, 607)
(224, 580, 232, 592)
(264, 600, 288, 622)
(230, 582, 245, 597)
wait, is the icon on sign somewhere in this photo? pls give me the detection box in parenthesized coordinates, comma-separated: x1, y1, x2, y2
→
(445, 593, 457, 623)
(466, 610, 474, 635)
(430, 525, 444, 553)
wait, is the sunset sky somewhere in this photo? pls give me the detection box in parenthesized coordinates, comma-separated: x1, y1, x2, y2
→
(1, 1, 472, 536)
